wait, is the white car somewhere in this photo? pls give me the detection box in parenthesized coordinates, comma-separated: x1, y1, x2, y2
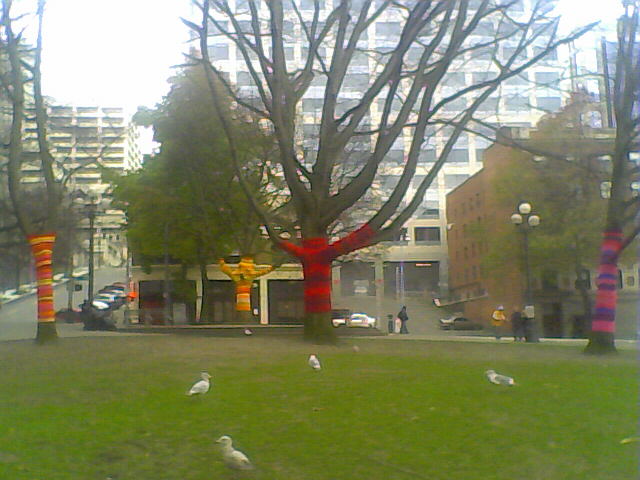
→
(347, 313, 377, 328)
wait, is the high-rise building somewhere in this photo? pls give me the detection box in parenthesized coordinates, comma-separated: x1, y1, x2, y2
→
(20, 104, 143, 267)
(198, 0, 567, 301)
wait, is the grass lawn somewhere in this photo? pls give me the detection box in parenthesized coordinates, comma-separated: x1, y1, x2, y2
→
(0, 335, 637, 479)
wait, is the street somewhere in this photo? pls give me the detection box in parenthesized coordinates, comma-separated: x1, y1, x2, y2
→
(0, 267, 126, 341)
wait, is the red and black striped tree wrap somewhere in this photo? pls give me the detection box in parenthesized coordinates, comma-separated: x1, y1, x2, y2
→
(591, 230, 623, 335)
(279, 225, 376, 315)
(27, 233, 57, 330)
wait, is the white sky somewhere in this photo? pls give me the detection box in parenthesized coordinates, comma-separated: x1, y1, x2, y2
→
(38, 0, 622, 115)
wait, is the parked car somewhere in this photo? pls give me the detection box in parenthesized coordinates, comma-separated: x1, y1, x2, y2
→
(331, 309, 352, 327)
(439, 314, 483, 331)
(93, 293, 120, 304)
(348, 313, 377, 328)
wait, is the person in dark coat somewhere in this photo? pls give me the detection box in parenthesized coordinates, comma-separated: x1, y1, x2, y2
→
(398, 306, 409, 334)
(510, 306, 524, 342)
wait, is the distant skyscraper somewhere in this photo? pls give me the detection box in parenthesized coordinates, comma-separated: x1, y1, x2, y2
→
(198, 0, 567, 295)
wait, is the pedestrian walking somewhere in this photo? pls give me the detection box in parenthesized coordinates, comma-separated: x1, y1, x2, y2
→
(397, 306, 409, 334)
(510, 306, 524, 342)
(491, 305, 506, 340)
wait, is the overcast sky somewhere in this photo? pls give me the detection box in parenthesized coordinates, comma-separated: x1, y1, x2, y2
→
(39, 0, 622, 114)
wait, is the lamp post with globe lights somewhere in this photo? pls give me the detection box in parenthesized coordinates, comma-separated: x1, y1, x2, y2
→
(73, 190, 107, 305)
(510, 202, 541, 342)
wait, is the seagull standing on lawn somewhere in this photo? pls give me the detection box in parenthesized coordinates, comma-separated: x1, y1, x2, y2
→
(186, 372, 212, 396)
(485, 369, 517, 386)
(244, 328, 253, 336)
(308, 354, 321, 371)
(216, 435, 254, 470)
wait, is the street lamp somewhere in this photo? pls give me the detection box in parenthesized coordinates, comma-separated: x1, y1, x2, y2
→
(510, 201, 541, 342)
(73, 191, 106, 305)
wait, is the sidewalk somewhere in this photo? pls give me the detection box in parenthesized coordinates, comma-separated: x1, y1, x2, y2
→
(357, 332, 639, 350)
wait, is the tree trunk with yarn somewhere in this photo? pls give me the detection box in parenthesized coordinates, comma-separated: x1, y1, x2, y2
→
(28, 233, 58, 344)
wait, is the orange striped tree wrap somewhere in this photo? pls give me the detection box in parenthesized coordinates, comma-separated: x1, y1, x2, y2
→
(27, 233, 56, 323)
(219, 257, 274, 312)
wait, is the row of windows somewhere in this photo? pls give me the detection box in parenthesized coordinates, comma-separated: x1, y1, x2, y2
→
(392, 226, 441, 244)
(451, 268, 640, 291)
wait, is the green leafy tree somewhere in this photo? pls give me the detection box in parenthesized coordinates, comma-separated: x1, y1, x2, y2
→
(110, 66, 284, 322)
(482, 93, 611, 325)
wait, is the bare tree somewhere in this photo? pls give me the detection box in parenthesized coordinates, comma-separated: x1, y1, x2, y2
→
(1, 0, 61, 342)
(187, 0, 593, 342)
(585, 0, 640, 354)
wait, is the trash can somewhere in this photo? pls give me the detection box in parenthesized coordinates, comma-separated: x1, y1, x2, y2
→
(387, 314, 394, 334)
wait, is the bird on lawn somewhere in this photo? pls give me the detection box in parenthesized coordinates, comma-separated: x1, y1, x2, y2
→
(485, 369, 517, 386)
(308, 354, 321, 371)
(244, 328, 253, 336)
(216, 435, 254, 471)
(186, 372, 212, 396)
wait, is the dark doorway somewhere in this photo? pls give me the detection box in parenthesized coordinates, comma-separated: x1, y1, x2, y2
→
(268, 280, 304, 324)
(542, 302, 564, 338)
(383, 261, 440, 297)
(204, 280, 259, 323)
(339, 261, 375, 296)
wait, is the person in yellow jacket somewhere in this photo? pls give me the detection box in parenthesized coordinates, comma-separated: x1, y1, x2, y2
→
(491, 305, 506, 340)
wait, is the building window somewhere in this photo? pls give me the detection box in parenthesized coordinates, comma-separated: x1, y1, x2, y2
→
(445, 174, 468, 190)
(536, 96, 562, 112)
(376, 22, 401, 39)
(447, 149, 469, 164)
(505, 95, 529, 112)
(443, 72, 466, 87)
(209, 44, 229, 60)
(535, 71, 560, 86)
(477, 97, 499, 113)
(414, 227, 441, 244)
(301, 0, 325, 9)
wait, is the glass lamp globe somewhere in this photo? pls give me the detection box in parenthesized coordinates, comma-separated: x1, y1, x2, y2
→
(518, 202, 532, 215)
(510, 213, 523, 225)
(528, 215, 541, 227)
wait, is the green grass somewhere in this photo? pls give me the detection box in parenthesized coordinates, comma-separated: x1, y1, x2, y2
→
(0, 336, 637, 479)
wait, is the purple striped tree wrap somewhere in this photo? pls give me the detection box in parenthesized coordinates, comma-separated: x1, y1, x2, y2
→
(591, 230, 623, 334)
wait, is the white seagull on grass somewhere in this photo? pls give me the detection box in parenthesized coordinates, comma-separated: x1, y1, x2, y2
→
(244, 328, 253, 336)
(485, 369, 517, 386)
(308, 354, 321, 371)
(186, 372, 212, 396)
(216, 435, 254, 470)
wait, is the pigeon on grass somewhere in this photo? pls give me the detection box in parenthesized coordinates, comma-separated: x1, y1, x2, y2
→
(244, 328, 253, 336)
(216, 435, 254, 471)
(186, 372, 212, 396)
(308, 354, 321, 371)
(485, 369, 517, 386)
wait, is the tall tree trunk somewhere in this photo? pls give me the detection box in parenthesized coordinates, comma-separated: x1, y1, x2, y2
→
(28, 233, 58, 343)
(279, 226, 376, 343)
(300, 243, 335, 343)
(584, 230, 622, 354)
(199, 262, 212, 323)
